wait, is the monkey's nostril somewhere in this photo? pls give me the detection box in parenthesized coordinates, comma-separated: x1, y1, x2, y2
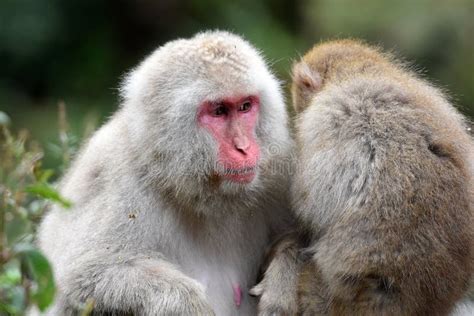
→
(233, 135, 250, 154)
(235, 146, 247, 155)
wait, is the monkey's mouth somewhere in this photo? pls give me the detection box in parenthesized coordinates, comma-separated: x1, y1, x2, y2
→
(222, 166, 257, 183)
(224, 166, 256, 175)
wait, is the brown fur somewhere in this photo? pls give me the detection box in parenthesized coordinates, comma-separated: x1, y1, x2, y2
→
(253, 39, 474, 316)
(292, 39, 474, 316)
(250, 232, 302, 316)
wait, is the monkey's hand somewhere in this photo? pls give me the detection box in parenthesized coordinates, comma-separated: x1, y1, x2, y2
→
(115, 255, 216, 315)
(250, 235, 301, 316)
(55, 252, 215, 315)
(148, 274, 215, 316)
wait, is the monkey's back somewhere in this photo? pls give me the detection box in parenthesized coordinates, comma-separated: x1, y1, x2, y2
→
(293, 74, 474, 315)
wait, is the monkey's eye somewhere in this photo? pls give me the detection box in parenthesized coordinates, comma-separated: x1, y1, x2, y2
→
(238, 101, 252, 112)
(212, 105, 228, 117)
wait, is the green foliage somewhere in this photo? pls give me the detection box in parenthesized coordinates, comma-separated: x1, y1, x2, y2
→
(0, 111, 72, 315)
(25, 184, 71, 209)
(303, 0, 474, 118)
(1, 0, 472, 165)
(17, 245, 56, 311)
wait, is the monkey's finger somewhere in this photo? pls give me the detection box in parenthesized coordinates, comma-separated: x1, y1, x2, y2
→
(249, 283, 264, 297)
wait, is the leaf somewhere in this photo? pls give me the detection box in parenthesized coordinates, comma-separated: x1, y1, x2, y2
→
(16, 246, 56, 311)
(6, 216, 31, 247)
(0, 263, 22, 287)
(2, 285, 25, 315)
(25, 183, 71, 208)
(0, 294, 23, 315)
(34, 168, 55, 183)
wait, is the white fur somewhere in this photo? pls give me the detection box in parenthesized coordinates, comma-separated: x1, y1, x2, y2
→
(38, 31, 294, 315)
(451, 300, 474, 316)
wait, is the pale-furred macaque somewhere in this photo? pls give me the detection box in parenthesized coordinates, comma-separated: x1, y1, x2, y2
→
(38, 31, 294, 315)
(252, 40, 474, 316)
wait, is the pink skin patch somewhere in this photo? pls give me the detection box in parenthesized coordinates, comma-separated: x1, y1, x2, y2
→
(233, 283, 242, 307)
(198, 95, 260, 184)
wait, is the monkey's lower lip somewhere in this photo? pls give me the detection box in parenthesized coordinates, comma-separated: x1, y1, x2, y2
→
(222, 166, 257, 183)
(224, 166, 256, 175)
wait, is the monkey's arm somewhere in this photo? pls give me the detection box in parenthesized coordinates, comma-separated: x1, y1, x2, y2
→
(50, 250, 215, 315)
(250, 232, 302, 316)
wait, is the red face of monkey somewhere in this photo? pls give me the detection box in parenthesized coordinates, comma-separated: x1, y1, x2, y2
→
(198, 95, 260, 183)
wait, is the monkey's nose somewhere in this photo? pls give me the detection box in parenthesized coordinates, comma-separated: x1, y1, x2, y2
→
(233, 135, 249, 154)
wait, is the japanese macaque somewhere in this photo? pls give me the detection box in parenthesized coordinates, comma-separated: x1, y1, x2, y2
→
(38, 31, 294, 315)
(252, 40, 474, 315)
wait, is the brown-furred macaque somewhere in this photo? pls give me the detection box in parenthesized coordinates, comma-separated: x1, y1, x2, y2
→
(37, 31, 294, 315)
(252, 40, 474, 315)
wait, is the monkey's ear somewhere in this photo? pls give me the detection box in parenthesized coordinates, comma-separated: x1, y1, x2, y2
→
(291, 61, 322, 93)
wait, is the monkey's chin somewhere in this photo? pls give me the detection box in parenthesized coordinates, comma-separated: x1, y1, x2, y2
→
(218, 171, 260, 196)
(222, 172, 256, 184)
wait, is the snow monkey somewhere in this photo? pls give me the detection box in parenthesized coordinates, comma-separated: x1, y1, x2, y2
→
(251, 40, 474, 315)
(38, 31, 294, 315)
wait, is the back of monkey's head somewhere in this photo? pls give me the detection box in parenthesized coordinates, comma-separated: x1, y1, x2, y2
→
(291, 39, 392, 113)
(291, 41, 474, 303)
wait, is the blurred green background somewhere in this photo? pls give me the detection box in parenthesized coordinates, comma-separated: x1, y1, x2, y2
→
(1, 0, 473, 168)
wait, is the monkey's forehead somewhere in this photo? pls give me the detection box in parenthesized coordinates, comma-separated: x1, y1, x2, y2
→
(170, 33, 257, 73)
